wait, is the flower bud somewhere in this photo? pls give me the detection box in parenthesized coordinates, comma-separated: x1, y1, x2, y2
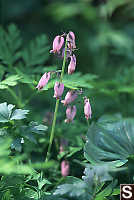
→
(61, 90, 77, 106)
(67, 31, 76, 49)
(61, 160, 70, 177)
(54, 82, 64, 99)
(65, 105, 76, 123)
(36, 72, 50, 90)
(68, 54, 76, 74)
(84, 97, 92, 120)
(50, 35, 64, 54)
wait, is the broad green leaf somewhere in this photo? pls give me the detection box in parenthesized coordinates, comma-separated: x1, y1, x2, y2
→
(83, 163, 113, 185)
(28, 121, 48, 133)
(98, 114, 122, 124)
(54, 176, 91, 199)
(24, 133, 37, 144)
(0, 102, 10, 122)
(0, 102, 29, 122)
(84, 118, 134, 165)
(20, 121, 47, 143)
(10, 109, 29, 120)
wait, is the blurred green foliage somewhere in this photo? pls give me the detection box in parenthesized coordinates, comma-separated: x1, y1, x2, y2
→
(0, 0, 134, 199)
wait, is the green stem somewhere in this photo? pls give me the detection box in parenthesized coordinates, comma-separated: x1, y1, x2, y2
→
(45, 99, 59, 162)
(87, 119, 90, 128)
(45, 37, 68, 162)
(60, 38, 68, 82)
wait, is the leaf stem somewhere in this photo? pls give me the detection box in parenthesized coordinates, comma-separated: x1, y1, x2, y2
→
(45, 36, 68, 162)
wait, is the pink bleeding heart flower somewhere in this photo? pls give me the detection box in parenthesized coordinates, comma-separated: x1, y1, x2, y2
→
(61, 160, 70, 177)
(54, 82, 64, 99)
(50, 35, 64, 54)
(61, 90, 77, 106)
(84, 97, 92, 120)
(67, 31, 76, 49)
(65, 105, 76, 123)
(68, 54, 76, 74)
(36, 72, 50, 90)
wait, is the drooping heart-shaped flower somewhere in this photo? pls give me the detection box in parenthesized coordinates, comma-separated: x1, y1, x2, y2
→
(65, 105, 76, 123)
(54, 82, 64, 99)
(50, 35, 64, 54)
(68, 54, 76, 74)
(84, 97, 92, 120)
(67, 31, 76, 49)
(61, 90, 77, 106)
(36, 72, 51, 90)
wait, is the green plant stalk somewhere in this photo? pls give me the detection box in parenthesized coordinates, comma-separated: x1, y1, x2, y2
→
(87, 119, 90, 127)
(45, 37, 68, 162)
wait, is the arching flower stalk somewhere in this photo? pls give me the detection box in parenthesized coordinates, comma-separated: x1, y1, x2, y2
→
(45, 35, 68, 162)
(36, 31, 92, 163)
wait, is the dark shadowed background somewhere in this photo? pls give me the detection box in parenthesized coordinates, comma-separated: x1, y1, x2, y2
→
(0, 0, 134, 120)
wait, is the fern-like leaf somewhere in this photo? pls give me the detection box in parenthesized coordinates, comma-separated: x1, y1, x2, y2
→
(22, 35, 49, 67)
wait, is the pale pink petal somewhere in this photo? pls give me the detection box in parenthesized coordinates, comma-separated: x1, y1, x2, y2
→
(65, 105, 76, 123)
(50, 36, 64, 54)
(61, 90, 77, 106)
(36, 72, 50, 90)
(61, 160, 70, 177)
(54, 82, 64, 99)
(84, 97, 92, 120)
(68, 54, 76, 74)
(67, 31, 76, 49)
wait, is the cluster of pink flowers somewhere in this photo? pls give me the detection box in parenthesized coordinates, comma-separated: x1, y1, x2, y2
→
(36, 31, 92, 122)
